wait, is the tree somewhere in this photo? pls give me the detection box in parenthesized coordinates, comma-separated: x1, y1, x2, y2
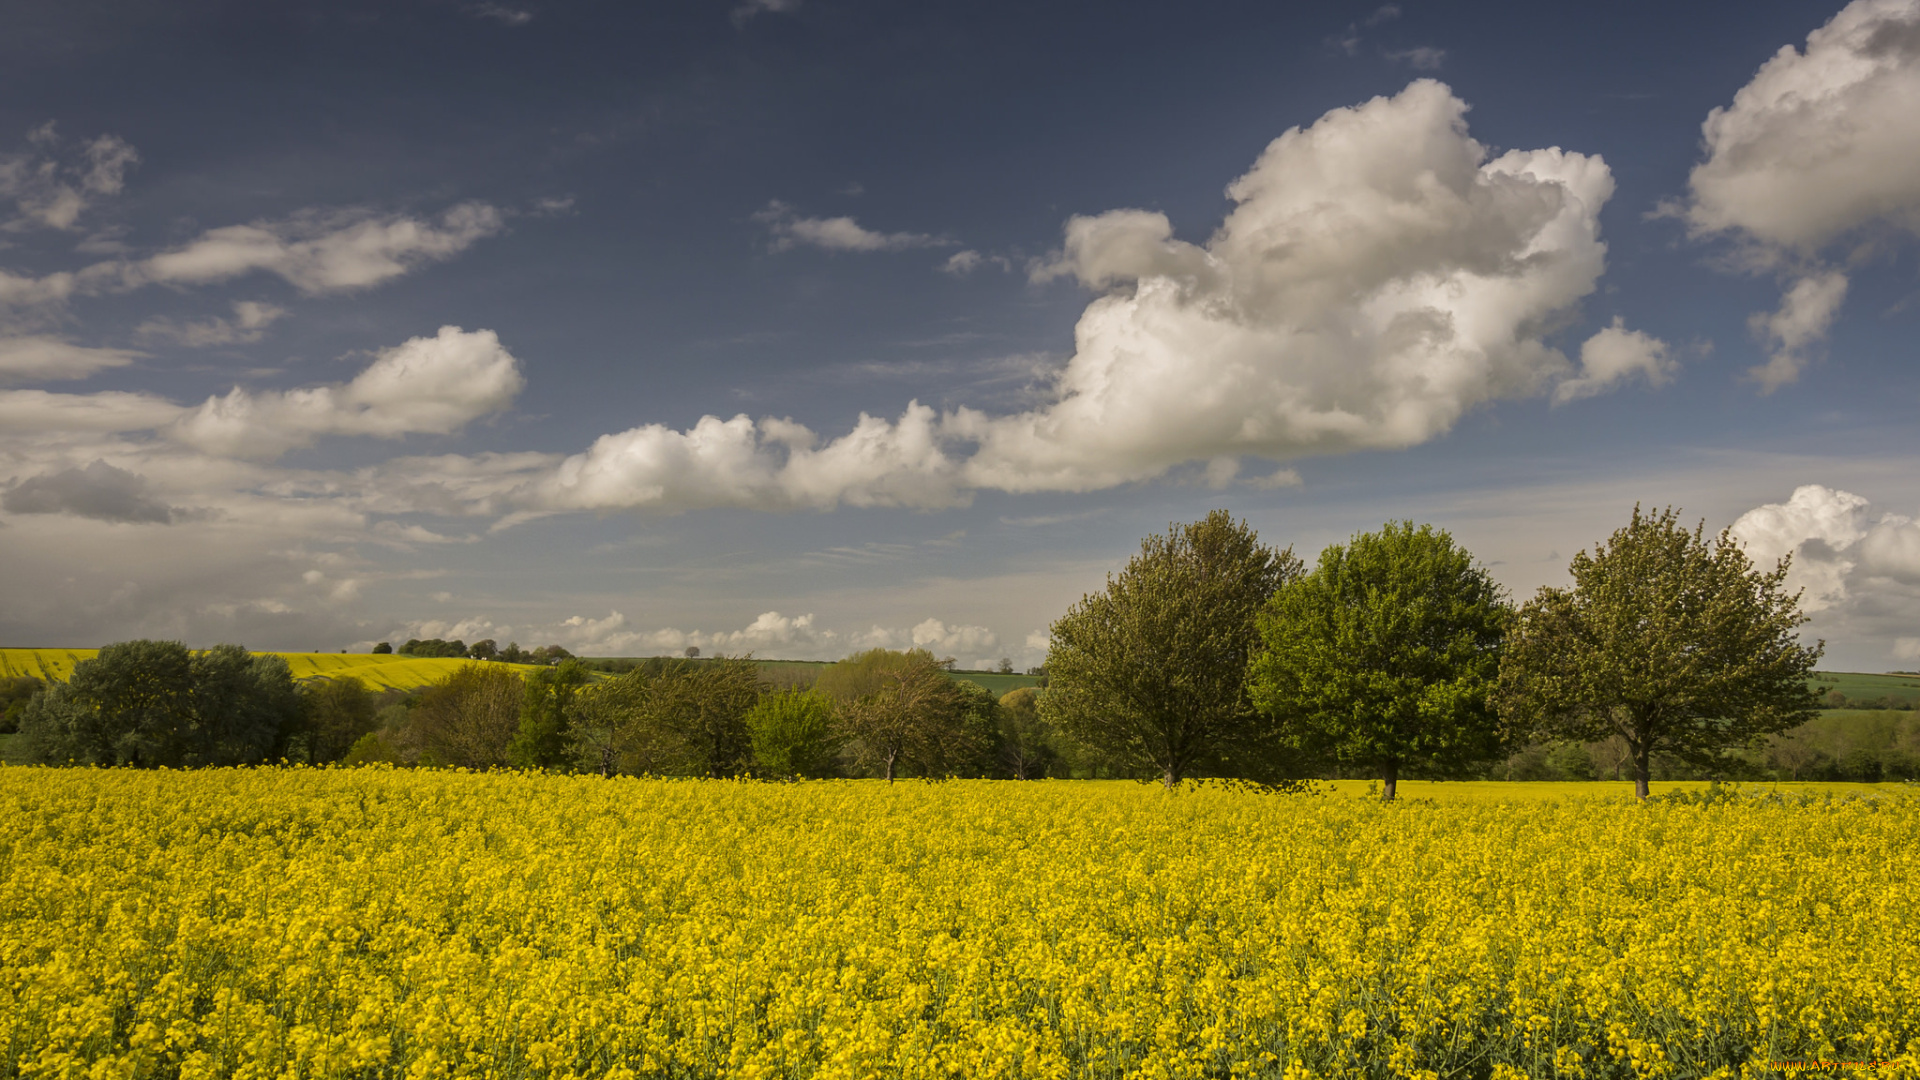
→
(746, 688, 842, 778)
(1040, 511, 1300, 788)
(468, 639, 499, 661)
(566, 657, 760, 777)
(838, 652, 978, 781)
(299, 675, 379, 763)
(995, 687, 1059, 780)
(408, 663, 525, 767)
(371, 642, 393, 655)
(1495, 505, 1823, 800)
(1249, 522, 1508, 801)
(508, 659, 591, 769)
(996, 657, 1014, 675)
(17, 640, 300, 767)
(815, 648, 925, 704)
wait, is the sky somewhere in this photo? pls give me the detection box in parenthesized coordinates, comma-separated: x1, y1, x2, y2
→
(1, 0, 1917, 672)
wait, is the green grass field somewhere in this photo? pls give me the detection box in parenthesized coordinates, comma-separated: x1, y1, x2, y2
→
(622, 656, 1045, 695)
(1810, 669, 1920, 705)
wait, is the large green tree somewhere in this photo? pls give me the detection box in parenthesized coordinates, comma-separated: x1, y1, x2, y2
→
(837, 651, 981, 781)
(1041, 510, 1300, 788)
(566, 657, 761, 777)
(746, 688, 843, 779)
(1248, 522, 1508, 801)
(17, 640, 300, 767)
(508, 659, 592, 769)
(1496, 505, 1822, 800)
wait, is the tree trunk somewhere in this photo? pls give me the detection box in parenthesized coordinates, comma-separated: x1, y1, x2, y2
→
(1162, 766, 1179, 790)
(1632, 744, 1651, 801)
(884, 749, 897, 783)
(1382, 759, 1398, 802)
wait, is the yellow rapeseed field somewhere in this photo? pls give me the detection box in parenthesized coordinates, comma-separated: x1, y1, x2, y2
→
(0, 649, 548, 692)
(1, 769, 1914, 1079)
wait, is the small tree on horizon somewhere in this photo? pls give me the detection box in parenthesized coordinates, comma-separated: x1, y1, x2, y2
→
(1495, 505, 1823, 800)
(1249, 522, 1508, 801)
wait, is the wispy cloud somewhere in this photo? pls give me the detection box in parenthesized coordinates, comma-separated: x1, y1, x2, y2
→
(754, 200, 952, 253)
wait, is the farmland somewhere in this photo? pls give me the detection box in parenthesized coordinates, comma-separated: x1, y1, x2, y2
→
(0, 648, 551, 692)
(2, 768, 1913, 1078)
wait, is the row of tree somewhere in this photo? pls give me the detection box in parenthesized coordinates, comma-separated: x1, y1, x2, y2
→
(1042, 507, 1823, 800)
(381, 639, 577, 664)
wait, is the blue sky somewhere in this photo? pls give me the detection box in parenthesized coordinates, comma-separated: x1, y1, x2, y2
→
(2, 0, 1917, 670)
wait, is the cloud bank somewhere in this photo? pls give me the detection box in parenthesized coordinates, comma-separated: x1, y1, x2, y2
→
(1682, 0, 1920, 388)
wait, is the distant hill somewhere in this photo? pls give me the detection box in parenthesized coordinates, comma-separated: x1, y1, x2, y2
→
(0, 649, 551, 693)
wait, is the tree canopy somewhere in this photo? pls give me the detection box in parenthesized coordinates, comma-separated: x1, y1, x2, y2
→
(1248, 522, 1508, 800)
(17, 640, 300, 767)
(1040, 510, 1300, 787)
(1496, 505, 1823, 799)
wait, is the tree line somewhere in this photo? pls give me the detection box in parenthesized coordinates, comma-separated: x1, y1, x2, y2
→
(1, 503, 1842, 797)
(4, 644, 1072, 781)
(1043, 507, 1826, 799)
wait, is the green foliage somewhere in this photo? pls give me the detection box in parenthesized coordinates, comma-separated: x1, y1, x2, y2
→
(568, 657, 761, 777)
(838, 651, 982, 781)
(16, 640, 300, 767)
(1042, 510, 1302, 787)
(399, 638, 468, 659)
(995, 687, 1060, 779)
(299, 676, 379, 764)
(371, 642, 393, 655)
(815, 648, 927, 704)
(407, 663, 526, 768)
(0, 676, 42, 734)
(746, 688, 842, 778)
(1249, 521, 1508, 800)
(1496, 505, 1824, 799)
(508, 659, 591, 769)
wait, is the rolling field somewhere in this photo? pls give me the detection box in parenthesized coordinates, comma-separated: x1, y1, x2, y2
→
(1811, 670, 1920, 705)
(2, 769, 1913, 1078)
(0, 648, 550, 692)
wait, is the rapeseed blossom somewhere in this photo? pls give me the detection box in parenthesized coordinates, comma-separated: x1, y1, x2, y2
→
(0, 767, 1913, 1078)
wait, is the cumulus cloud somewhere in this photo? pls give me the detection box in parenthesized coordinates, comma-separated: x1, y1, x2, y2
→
(1680, 0, 1920, 386)
(2, 460, 182, 524)
(470, 3, 533, 25)
(0, 123, 139, 231)
(1730, 484, 1920, 661)
(134, 301, 288, 348)
(166, 326, 524, 459)
(1553, 317, 1677, 404)
(755, 201, 948, 253)
(964, 80, 1616, 492)
(108, 202, 504, 295)
(0, 336, 143, 383)
(497, 81, 1628, 517)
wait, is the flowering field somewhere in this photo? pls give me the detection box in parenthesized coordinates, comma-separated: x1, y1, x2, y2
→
(0, 649, 547, 692)
(2, 770, 1914, 1079)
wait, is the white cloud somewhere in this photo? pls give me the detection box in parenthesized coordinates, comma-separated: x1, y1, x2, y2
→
(0, 389, 182, 432)
(755, 200, 948, 253)
(534, 609, 1007, 666)
(1745, 271, 1849, 392)
(0, 123, 138, 231)
(487, 80, 1624, 517)
(1553, 317, 1677, 404)
(1896, 637, 1920, 662)
(0, 268, 77, 309)
(1386, 46, 1446, 70)
(963, 80, 1615, 492)
(111, 202, 504, 295)
(942, 250, 983, 275)
(1730, 485, 1920, 660)
(518, 402, 962, 515)
(1681, 0, 1920, 386)
(168, 326, 525, 458)
(134, 301, 288, 348)
(0, 336, 143, 383)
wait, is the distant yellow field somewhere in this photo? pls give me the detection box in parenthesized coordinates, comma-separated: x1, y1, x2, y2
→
(0, 648, 549, 691)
